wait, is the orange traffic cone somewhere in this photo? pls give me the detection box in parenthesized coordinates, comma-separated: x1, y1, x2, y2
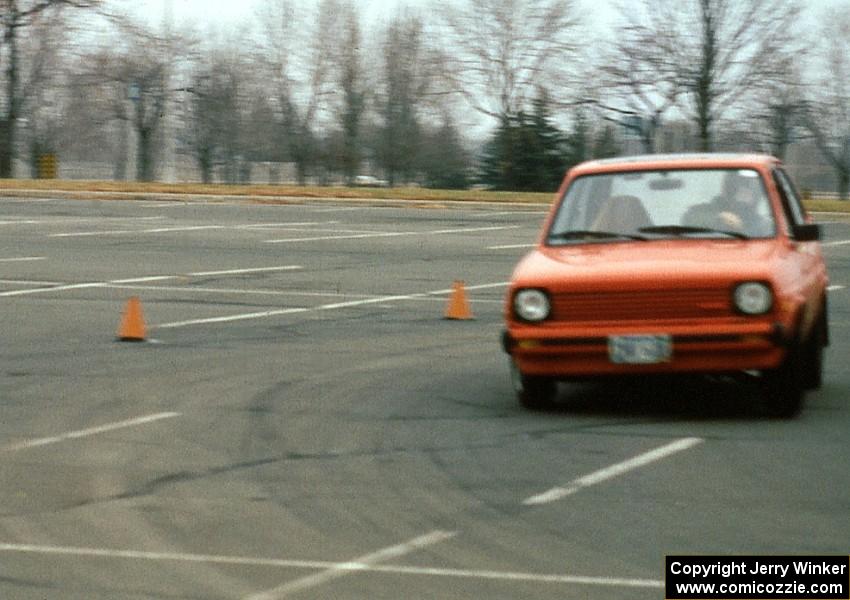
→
(444, 280, 473, 320)
(117, 296, 147, 342)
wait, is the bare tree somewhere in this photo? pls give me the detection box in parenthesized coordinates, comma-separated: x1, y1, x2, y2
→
(611, 0, 803, 151)
(255, 0, 343, 184)
(102, 33, 170, 182)
(441, 0, 582, 121)
(597, 6, 683, 153)
(336, 3, 365, 185)
(0, 0, 103, 177)
(747, 62, 808, 159)
(17, 4, 69, 175)
(80, 14, 196, 182)
(184, 49, 243, 183)
(253, 0, 295, 174)
(804, 6, 850, 200)
(376, 13, 431, 186)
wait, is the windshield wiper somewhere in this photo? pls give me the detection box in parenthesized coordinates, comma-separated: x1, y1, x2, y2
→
(638, 225, 749, 240)
(548, 229, 647, 242)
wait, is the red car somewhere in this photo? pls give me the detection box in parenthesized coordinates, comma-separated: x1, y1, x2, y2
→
(503, 154, 829, 417)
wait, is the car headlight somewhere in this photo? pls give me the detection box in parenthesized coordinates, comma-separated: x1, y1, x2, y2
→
(733, 282, 773, 315)
(513, 289, 551, 322)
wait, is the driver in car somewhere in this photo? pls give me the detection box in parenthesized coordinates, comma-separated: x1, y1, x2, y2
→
(683, 173, 774, 237)
(718, 177, 773, 236)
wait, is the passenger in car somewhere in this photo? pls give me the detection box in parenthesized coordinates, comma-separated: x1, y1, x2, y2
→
(591, 194, 653, 234)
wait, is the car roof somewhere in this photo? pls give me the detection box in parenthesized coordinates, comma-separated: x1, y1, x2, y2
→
(569, 153, 780, 176)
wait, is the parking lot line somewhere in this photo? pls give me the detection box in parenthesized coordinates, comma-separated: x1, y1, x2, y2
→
(2, 412, 181, 452)
(244, 530, 457, 600)
(0, 279, 61, 286)
(0, 266, 303, 297)
(235, 221, 339, 228)
(0, 540, 663, 591)
(523, 437, 704, 506)
(263, 225, 519, 244)
(188, 266, 302, 277)
(50, 225, 226, 238)
(0, 256, 45, 263)
(154, 282, 509, 329)
(308, 206, 378, 213)
(1, 217, 164, 226)
(0, 281, 111, 297)
(488, 243, 535, 250)
(104, 284, 383, 300)
(157, 307, 311, 328)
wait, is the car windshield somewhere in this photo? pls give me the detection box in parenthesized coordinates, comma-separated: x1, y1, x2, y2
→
(547, 168, 776, 244)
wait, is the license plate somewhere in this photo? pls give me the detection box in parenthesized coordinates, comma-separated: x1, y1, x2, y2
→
(608, 335, 672, 364)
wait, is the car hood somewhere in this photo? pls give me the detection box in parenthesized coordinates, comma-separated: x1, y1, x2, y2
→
(511, 239, 782, 290)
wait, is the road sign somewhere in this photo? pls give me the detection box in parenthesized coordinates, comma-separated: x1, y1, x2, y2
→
(37, 154, 58, 179)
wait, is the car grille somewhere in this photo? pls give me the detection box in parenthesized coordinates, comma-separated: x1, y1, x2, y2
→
(550, 288, 732, 322)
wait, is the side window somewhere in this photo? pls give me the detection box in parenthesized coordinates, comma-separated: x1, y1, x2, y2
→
(773, 169, 806, 230)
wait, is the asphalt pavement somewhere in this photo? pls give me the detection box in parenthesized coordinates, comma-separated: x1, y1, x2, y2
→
(1, 195, 848, 599)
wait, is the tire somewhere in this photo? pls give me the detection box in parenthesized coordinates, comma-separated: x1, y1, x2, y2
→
(510, 360, 557, 411)
(802, 315, 825, 390)
(761, 342, 805, 418)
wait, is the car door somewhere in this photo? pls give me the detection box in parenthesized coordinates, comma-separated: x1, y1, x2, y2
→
(772, 167, 827, 336)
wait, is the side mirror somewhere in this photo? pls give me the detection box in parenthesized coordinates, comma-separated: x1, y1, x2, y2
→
(792, 223, 820, 242)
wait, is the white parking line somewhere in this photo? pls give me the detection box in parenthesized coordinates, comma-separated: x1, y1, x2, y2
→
(470, 211, 547, 218)
(46, 221, 340, 237)
(158, 307, 310, 328)
(0, 216, 164, 225)
(827, 285, 845, 291)
(155, 282, 509, 329)
(50, 225, 225, 238)
(523, 437, 704, 506)
(103, 284, 381, 299)
(110, 276, 179, 284)
(488, 243, 535, 250)
(822, 239, 850, 247)
(0, 541, 662, 590)
(189, 266, 302, 277)
(0, 256, 45, 262)
(264, 225, 519, 244)
(236, 221, 339, 229)
(0, 281, 110, 297)
(244, 530, 457, 600)
(2, 412, 181, 452)
(308, 206, 375, 213)
(0, 197, 55, 203)
(363, 564, 663, 588)
(0, 266, 302, 297)
(0, 279, 61, 286)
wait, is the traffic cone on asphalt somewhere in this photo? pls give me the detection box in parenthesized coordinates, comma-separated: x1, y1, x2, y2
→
(117, 296, 147, 342)
(444, 280, 473, 320)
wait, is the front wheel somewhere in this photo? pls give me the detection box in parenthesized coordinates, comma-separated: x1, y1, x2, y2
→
(511, 360, 557, 411)
(802, 311, 827, 390)
(761, 343, 805, 418)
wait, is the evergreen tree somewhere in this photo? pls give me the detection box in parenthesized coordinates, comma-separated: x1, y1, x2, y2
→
(529, 93, 568, 190)
(421, 117, 471, 189)
(593, 124, 621, 159)
(564, 108, 590, 167)
(477, 94, 568, 192)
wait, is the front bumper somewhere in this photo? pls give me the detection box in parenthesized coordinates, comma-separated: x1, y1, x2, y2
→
(503, 322, 789, 377)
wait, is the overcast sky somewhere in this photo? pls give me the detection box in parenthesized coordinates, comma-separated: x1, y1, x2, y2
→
(112, 0, 842, 37)
(113, 0, 620, 31)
